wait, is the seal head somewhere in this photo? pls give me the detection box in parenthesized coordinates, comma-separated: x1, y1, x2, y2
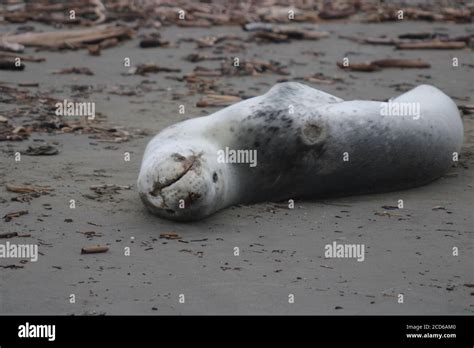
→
(137, 142, 229, 221)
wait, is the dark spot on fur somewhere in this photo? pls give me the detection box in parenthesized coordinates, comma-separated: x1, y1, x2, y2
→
(268, 126, 279, 132)
(184, 192, 201, 207)
(302, 123, 323, 145)
(212, 172, 218, 182)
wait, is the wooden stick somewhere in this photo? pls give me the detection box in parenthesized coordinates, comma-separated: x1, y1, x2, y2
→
(371, 59, 430, 68)
(396, 41, 466, 49)
(196, 94, 242, 107)
(81, 245, 109, 254)
(0, 58, 25, 70)
(0, 232, 18, 239)
(1, 24, 133, 48)
(336, 61, 380, 72)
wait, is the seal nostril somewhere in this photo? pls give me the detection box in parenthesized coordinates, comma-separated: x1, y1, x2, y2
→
(166, 209, 175, 214)
(212, 172, 218, 182)
(171, 153, 186, 161)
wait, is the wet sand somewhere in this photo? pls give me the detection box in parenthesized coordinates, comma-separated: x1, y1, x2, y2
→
(0, 21, 473, 314)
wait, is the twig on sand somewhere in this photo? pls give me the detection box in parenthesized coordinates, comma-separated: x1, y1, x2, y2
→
(196, 94, 242, 107)
(337, 58, 431, 71)
(396, 40, 466, 49)
(0, 24, 133, 49)
(81, 245, 109, 254)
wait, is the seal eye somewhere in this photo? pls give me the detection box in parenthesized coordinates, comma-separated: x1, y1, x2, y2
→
(212, 172, 218, 182)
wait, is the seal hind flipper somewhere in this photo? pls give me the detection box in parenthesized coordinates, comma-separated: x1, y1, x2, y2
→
(264, 82, 344, 106)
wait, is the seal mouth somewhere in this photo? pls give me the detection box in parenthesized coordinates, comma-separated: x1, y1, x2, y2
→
(138, 149, 218, 221)
(149, 153, 198, 197)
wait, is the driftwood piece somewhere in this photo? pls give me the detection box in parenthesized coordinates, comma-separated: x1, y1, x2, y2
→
(184, 53, 224, 62)
(338, 35, 399, 45)
(0, 40, 24, 53)
(0, 232, 18, 239)
(458, 105, 474, 115)
(86, 37, 119, 55)
(52, 67, 94, 75)
(398, 32, 434, 40)
(196, 94, 242, 107)
(159, 233, 182, 240)
(139, 38, 169, 48)
(396, 40, 466, 49)
(81, 245, 109, 254)
(364, 37, 398, 45)
(337, 58, 431, 71)
(251, 31, 289, 42)
(371, 59, 431, 68)
(3, 210, 28, 222)
(127, 63, 181, 76)
(0, 58, 25, 70)
(0, 24, 133, 49)
(244, 23, 329, 41)
(6, 184, 53, 193)
(337, 61, 380, 72)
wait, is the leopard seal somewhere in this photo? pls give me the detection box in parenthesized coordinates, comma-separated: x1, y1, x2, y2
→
(137, 82, 463, 221)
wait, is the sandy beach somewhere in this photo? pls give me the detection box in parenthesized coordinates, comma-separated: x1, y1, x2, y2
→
(0, 3, 473, 315)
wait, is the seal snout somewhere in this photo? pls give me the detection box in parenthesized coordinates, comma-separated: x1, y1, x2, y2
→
(149, 153, 197, 197)
(138, 149, 220, 221)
